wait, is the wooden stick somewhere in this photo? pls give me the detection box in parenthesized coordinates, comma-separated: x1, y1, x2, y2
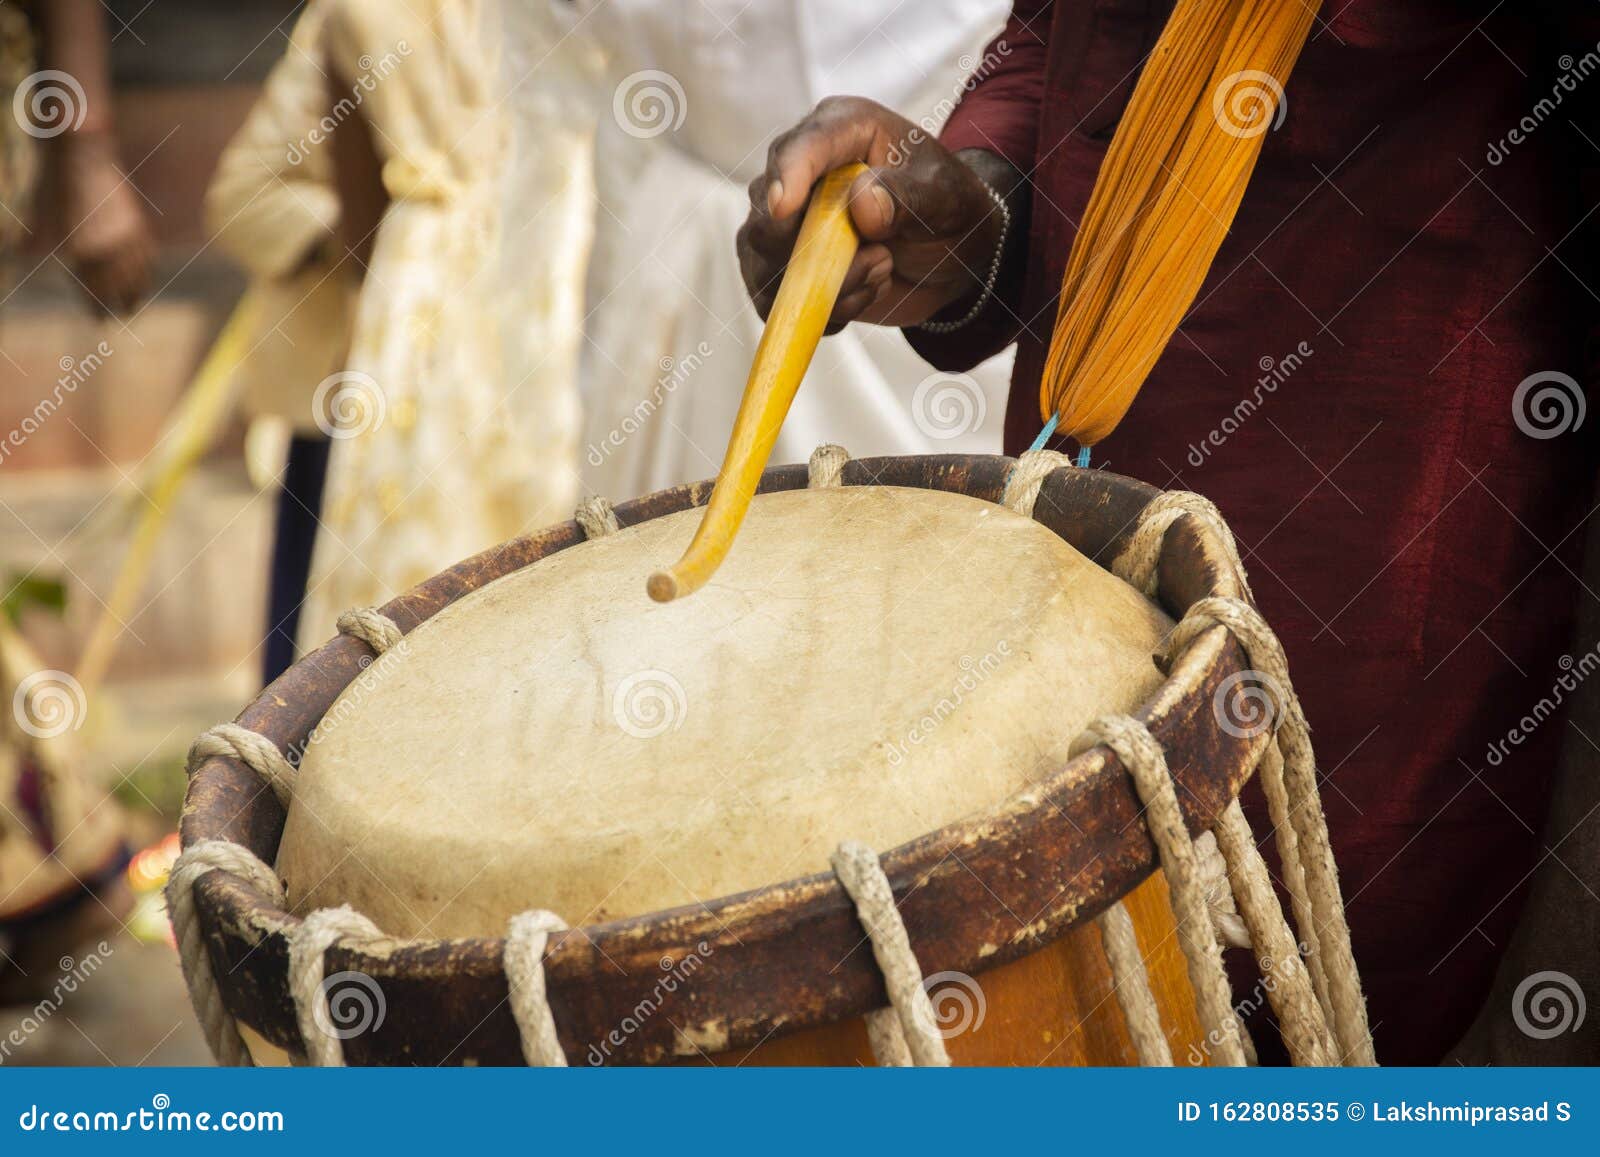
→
(647, 163, 865, 602)
(75, 290, 259, 695)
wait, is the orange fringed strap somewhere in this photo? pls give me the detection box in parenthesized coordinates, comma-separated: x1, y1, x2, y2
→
(1041, 0, 1320, 447)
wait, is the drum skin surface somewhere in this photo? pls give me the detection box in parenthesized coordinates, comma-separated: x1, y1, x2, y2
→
(279, 486, 1173, 939)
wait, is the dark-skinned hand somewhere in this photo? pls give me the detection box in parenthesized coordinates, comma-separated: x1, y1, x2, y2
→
(737, 96, 1012, 334)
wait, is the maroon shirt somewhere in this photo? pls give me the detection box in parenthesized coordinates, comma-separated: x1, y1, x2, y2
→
(912, 0, 1600, 1063)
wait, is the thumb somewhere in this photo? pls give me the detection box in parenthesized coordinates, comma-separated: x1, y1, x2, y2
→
(847, 166, 915, 243)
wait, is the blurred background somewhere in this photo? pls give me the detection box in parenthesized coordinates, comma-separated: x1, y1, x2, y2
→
(0, 0, 1014, 1065)
(1, 0, 310, 1066)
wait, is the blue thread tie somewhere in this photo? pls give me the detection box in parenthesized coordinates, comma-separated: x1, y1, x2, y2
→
(1027, 413, 1058, 454)
(1027, 413, 1091, 468)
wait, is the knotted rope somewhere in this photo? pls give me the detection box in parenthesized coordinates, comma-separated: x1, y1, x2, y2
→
(287, 905, 387, 1067)
(1004, 468, 1340, 1065)
(186, 723, 296, 809)
(337, 606, 404, 654)
(1112, 490, 1254, 601)
(808, 443, 850, 489)
(1095, 901, 1174, 1065)
(1194, 829, 1251, 950)
(166, 838, 287, 1068)
(1001, 449, 1074, 518)
(1212, 797, 1338, 1065)
(1248, 737, 1326, 1026)
(830, 841, 950, 1067)
(575, 494, 622, 539)
(1083, 715, 1247, 1066)
(1164, 594, 1374, 1065)
(505, 909, 569, 1066)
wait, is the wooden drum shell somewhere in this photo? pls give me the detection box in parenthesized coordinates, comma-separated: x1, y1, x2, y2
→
(180, 455, 1260, 1065)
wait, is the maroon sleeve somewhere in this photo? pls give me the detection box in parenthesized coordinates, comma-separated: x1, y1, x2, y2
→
(939, 0, 1053, 170)
(905, 0, 1054, 372)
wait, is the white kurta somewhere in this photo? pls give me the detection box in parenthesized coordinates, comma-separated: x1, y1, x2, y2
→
(566, 0, 1017, 500)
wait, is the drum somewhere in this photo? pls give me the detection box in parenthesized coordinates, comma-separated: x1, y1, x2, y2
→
(174, 451, 1358, 1066)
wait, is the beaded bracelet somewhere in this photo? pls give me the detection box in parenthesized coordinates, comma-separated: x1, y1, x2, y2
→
(916, 178, 1012, 335)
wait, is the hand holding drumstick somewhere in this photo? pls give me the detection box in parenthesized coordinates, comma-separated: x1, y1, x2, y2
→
(651, 99, 1022, 601)
(647, 163, 867, 602)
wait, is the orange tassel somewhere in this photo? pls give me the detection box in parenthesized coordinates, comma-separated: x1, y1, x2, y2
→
(1041, 0, 1320, 446)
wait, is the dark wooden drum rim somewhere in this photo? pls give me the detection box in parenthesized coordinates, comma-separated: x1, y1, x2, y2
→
(182, 454, 1262, 1064)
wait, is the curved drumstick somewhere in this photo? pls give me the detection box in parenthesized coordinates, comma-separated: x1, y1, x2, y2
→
(647, 163, 865, 603)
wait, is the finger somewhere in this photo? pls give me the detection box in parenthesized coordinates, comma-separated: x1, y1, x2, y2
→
(765, 103, 879, 222)
(742, 207, 803, 262)
(849, 160, 958, 244)
(829, 255, 893, 330)
(847, 168, 902, 242)
(858, 158, 981, 245)
(744, 269, 780, 322)
(737, 225, 786, 319)
(835, 243, 890, 301)
(857, 242, 893, 283)
(823, 281, 883, 335)
(739, 245, 780, 322)
(743, 171, 805, 257)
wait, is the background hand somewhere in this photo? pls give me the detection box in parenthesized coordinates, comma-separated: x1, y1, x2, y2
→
(59, 134, 155, 317)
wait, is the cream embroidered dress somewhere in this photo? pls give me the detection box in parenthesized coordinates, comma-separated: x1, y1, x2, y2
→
(294, 0, 598, 652)
(204, 1, 353, 437)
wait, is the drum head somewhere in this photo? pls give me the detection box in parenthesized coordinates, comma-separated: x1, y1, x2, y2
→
(278, 485, 1173, 937)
